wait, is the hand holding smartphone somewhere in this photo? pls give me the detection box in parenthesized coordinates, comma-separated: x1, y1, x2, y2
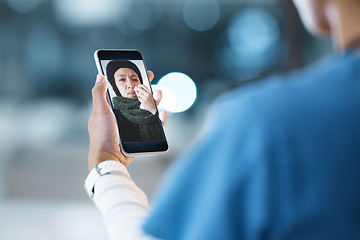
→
(94, 49, 168, 156)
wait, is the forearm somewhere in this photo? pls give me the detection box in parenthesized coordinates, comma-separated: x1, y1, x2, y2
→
(86, 161, 159, 240)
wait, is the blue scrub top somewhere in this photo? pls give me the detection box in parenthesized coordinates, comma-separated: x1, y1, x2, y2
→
(143, 50, 360, 240)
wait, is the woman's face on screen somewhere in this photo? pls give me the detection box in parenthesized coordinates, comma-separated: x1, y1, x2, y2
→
(114, 67, 141, 98)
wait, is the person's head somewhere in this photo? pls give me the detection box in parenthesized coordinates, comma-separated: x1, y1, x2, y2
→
(293, 0, 360, 50)
(106, 61, 143, 98)
(292, 0, 331, 36)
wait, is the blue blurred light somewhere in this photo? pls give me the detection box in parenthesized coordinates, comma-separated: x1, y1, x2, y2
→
(221, 7, 281, 81)
(228, 8, 279, 52)
(153, 72, 197, 113)
(183, 0, 220, 31)
(54, 0, 121, 28)
(124, 0, 162, 31)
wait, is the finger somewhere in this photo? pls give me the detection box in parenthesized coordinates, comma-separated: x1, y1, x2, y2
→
(135, 85, 151, 97)
(137, 95, 144, 103)
(136, 84, 151, 92)
(136, 94, 146, 104)
(92, 74, 109, 113)
(159, 111, 168, 126)
(153, 89, 162, 106)
(134, 87, 144, 98)
(147, 71, 154, 83)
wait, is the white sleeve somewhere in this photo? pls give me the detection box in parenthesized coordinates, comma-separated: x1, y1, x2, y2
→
(87, 163, 160, 240)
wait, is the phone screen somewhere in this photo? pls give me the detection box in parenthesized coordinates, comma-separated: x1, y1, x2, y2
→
(95, 50, 168, 155)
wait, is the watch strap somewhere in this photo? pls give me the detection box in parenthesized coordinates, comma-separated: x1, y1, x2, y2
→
(84, 160, 126, 198)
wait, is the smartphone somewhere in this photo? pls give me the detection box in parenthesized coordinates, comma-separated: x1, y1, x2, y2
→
(94, 49, 168, 156)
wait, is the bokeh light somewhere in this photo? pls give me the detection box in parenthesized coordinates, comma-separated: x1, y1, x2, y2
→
(153, 72, 197, 113)
(227, 7, 280, 54)
(183, 0, 220, 31)
(7, 0, 41, 13)
(125, 0, 162, 31)
(219, 7, 282, 81)
(53, 0, 121, 28)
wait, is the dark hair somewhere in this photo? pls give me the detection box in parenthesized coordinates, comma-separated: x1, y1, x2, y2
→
(106, 60, 143, 97)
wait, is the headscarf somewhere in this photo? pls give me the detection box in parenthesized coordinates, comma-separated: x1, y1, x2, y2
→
(106, 60, 143, 97)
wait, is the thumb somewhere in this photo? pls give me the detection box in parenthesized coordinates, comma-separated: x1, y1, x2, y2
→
(91, 74, 109, 113)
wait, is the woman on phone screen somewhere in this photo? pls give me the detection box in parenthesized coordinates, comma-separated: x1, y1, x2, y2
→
(106, 60, 163, 142)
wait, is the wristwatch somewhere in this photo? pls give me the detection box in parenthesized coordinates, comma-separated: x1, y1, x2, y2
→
(84, 160, 126, 198)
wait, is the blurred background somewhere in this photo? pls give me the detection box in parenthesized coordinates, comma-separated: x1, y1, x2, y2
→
(0, 0, 332, 239)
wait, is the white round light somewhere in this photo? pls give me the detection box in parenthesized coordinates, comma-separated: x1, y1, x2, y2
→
(153, 72, 197, 113)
